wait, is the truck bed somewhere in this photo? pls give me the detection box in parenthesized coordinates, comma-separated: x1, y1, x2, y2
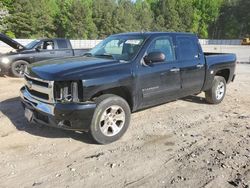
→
(204, 52, 237, 65)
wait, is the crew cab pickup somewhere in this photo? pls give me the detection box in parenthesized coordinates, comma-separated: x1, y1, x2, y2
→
(0, 33, 89, 77)
(20, 32, 236, 144)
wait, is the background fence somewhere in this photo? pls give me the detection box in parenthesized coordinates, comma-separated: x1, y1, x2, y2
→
(0, 39, 102, 49)
(0, 39, 243, 49)
(199, 39, 241, 45)
(0, 39, 249, 62)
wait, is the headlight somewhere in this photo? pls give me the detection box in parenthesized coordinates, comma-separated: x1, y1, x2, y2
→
(1, 57, 10, 64)
(54, 81, 82, 103)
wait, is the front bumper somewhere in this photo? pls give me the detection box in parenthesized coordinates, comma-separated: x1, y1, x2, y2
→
(0, 62, 10, 75)
(20, 86, 96, 131)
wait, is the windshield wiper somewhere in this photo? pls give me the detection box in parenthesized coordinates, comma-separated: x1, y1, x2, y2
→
(94, 53, 114, 59)
(83, 52, 93, 57)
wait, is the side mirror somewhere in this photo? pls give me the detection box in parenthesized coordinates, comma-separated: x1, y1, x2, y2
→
(144, 52, 166, 65)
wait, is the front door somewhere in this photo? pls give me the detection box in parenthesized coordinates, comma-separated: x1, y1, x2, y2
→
(136, 36, 181, 108)
(34, 40, 58, 62)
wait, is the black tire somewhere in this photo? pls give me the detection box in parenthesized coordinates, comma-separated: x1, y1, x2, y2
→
(11, 60, 29, 77)
(90, 94, 131, 144)
(205, 76, 226, 104)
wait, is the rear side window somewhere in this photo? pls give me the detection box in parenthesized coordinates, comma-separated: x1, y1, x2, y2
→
(177, 37, 199, 61)
(57, 39, 69, 49)
(147, 37, 175, 62)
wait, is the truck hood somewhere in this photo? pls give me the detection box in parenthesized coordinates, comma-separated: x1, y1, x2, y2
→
(0, 33, 26, 50)
(28, 56, 121, 80)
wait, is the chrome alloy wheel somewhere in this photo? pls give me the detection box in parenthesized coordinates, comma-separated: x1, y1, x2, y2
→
(99, 105, 126, 137)
(15, 63, 26, 75)
(216, 81, 225, 100)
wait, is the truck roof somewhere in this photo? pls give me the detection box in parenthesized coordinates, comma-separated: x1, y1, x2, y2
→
(37, 38, 69, 41)
(112, 32, 197, 37)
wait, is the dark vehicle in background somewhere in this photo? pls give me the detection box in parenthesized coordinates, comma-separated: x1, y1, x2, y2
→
(0, 33, 89, 77)
(20, 32, 236, 144)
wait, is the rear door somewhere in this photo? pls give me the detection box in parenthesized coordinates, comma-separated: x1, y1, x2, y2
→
(176, 35, 205, 95)
(54, 39, 73, 58)
(137, 36, 181, 108)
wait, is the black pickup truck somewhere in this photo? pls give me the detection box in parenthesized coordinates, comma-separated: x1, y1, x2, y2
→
(20, 32, 236, 144)
(0, 34, 88, 77)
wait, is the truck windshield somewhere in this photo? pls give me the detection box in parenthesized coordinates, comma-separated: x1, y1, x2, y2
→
(88, 35, 146, 61)
(25, 40, 40, 49)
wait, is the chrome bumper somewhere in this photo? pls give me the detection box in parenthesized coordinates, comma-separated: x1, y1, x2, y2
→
(20, 86, 96, 131)
(20, 87, 54, 115)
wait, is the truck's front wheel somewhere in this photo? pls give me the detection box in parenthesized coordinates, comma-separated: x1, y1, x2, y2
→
(11, 60, 29, 77)
(205, 76, 227, 104)
(90, 94, 131, 144)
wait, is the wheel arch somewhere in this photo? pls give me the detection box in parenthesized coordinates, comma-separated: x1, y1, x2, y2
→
(215, 69, 230, 83)
(10, 59, 31, 68)
(14, 59, 31, 64)
(91, 86, 133, 111)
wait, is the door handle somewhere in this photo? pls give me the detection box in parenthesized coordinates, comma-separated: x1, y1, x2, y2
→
(50, 51, 55, 54)
(195, 53, 201, 59)
(196, 64, 204, 68)
(170, 68, 180, 72)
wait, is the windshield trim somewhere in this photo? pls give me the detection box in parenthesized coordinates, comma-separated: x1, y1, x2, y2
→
(129, 35, 150, 62)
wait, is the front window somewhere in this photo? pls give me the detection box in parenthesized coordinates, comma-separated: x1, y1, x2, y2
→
(37, 40, 55, 50)
(88, 35, 146, 61)
(147, 37, 175, 62)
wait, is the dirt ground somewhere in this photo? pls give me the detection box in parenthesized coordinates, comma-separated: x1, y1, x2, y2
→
(0, 64, 249, 188)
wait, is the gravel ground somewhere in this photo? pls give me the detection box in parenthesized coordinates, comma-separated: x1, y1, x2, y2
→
(0, 64, 249, 188)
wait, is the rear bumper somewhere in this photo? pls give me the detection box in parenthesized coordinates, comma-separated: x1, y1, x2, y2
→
(20, 86, 96, 131)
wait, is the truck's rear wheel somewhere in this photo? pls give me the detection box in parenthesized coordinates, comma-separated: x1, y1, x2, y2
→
(90, 94, 131, 144)
(11, 60, 29, 77)
(205, 76, 226, 104)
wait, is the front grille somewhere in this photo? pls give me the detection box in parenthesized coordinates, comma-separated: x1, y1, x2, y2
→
(26, 88, 49, 100)
(24, 74, 54, 103)
(25, 75, 49, 87)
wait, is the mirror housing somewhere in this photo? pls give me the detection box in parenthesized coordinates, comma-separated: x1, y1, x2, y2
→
(144, 52, 165, 65)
